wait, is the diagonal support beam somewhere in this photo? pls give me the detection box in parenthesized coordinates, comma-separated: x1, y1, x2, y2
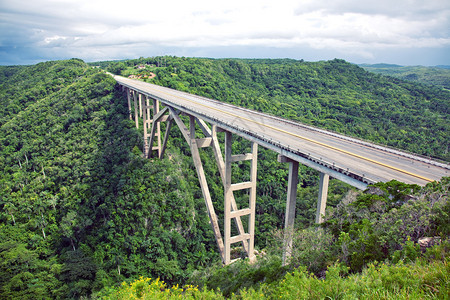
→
(224, 131, 233, 265)
(210, 125, 225, 180)
(190, 116, 225, 261)
(152, 106, 169, 123)
(160, 116, 173, 159)
(170, 108, 191, 143)
(196, 118, 212, 137)
(170, 112, 225, 261)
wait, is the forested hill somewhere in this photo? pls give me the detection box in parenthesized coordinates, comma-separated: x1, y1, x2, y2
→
(0, 60, 88, 126)
(103, 57, 449, 162)
(0, 60, 218, 298)
(0, 58, 448, 299)
(360, 63, 450, 89)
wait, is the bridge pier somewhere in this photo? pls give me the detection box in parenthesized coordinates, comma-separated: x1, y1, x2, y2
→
(148, 105, 167, 158)
(316, 173, 329, 224)
(160, 116, 173, 159)
(278, 155, 299, 265)
(141, 94, 149, 156)
(126, 88, 132, 120)
(154, 99, 162, 157)
(278, 155, 330, 264)
(224, 131, 258, 264)
(126, 90, 165, 158)
(133, 90, 139, 129)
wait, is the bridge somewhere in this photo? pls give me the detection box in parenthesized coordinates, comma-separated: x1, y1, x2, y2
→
(112, 74, 449, 265)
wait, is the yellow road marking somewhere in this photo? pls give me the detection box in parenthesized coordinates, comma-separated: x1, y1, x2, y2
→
(120, 78, 434, 183)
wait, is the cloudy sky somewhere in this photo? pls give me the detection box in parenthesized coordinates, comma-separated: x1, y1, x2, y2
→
(1, 0, 449, 65)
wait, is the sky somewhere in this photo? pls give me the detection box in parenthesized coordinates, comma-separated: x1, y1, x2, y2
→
(0, 0, 449, 66)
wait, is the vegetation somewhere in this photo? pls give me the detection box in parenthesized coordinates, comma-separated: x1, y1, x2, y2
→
(0, 57, 448, 299)
(0, 60, 219, 298)
(187, 178, 449, 297)
(360, 63, 450, 90)
(104, 248, 449, 299)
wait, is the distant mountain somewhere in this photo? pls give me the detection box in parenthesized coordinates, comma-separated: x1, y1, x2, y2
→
(359, 63, 403, 68)
(360, 63, 450, 89)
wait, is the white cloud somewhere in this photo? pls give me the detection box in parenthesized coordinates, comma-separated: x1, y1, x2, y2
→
(294, 0, 449, 19)
(0, 0, 449, 64)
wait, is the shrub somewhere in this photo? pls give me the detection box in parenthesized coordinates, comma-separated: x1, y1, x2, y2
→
(269, 227, 335, 275)
(100, 276, 222, 299)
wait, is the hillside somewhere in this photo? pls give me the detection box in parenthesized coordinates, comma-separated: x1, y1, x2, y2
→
(0, 58, 448, 299)
(0, 60, 221, 298)
(360, 63, 450, 89)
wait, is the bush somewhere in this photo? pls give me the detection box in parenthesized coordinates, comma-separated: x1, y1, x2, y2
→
(269, 227, 335, 275)
(100, 276, 222, 299)
(325, 179, 449, 271)
(188, 256, 286, 298)
(268, 255, 449, 300)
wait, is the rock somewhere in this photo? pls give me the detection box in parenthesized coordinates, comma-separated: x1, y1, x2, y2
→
(418, 237, 441, 252)
(366, 186, 386, 196)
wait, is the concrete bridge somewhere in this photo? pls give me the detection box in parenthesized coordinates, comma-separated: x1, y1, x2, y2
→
(113, 74, 449, 265)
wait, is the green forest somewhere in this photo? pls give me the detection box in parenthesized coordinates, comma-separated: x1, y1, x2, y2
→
(0, 57, 448, 299)
(360, 63, 450, 90)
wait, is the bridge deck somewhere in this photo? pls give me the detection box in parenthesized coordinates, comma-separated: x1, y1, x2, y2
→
(114, 75, 449, 189)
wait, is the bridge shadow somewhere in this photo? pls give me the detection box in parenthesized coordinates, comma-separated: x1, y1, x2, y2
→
(64, 82, 218, 289)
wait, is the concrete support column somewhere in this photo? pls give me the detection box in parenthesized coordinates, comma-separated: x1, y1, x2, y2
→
(139, 93, 143, 118)
(315, 173, 329, 224)
(127, 88, 132, 120)
(142, 94, 149, 156)
(153, 99, 161, 157)
(145, 96, 151, 129)
(282, 159, 299, 265)
(133, 91, 139, 129)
